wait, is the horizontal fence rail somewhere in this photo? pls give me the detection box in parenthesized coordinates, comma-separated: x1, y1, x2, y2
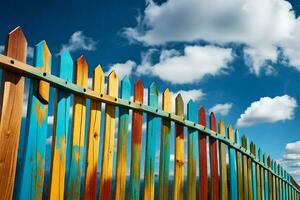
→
(0, 27, 299, 200)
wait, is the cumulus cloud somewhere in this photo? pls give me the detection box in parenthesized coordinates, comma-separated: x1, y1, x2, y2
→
(236, 95, 297, 127)
(59, 31, 97, 54)
(123, 0, 300, 75)
(136, 45, 233, 84)
(209, 103, 233, 116)
(105, 60, 137, 80)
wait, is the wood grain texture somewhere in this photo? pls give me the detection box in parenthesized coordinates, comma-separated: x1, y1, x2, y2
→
(14, 41, 51, 200)
(242, 135, 249, 200)
(198, 107, 208, 200)
(0, 27, 27, 200)
(115, 76, 131, 200)
(228, 125, 237, 200)
(158, 88, 172, 200)
(129, 80, 144, 200)
(100, 70, 118, 199)
(218, 120, 228, 200)
(173, 94, 184, 200)
(235, 130, 243, 200)
(143, 82, 159, 200)
(84, 65, 104, 199)
(187, 100, 197, 200)
(66, 56, 88, 200)
(49, 51, 73, 200)
(209, 112, 219, 200)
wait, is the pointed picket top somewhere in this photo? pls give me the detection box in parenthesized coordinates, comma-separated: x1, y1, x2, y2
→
(120, 76, 131, 99)
(267, 156, 271, 167)
(59, 50, 73, 81)
(235, 129, 241, 145)
(107, 70, 118, 97)
(148, 81, 159, 108)
(258, 148, 263, 161)
(218, 120, 225, 135)
(199, 106, 206, 126)
(241, 135, 247, 148)
(209, 112, 217, 132)
(76, 55, 88, 87)
(263, 153, 267, 165)
(92, 64, 105, 93)
(227, 125, 234, 142)
(134, 80, 144, 103)
(6, 26, 27, 61)
(162, 88, 172, 112)
(175, 94, 184, 116)
(187, 100, 196, 121)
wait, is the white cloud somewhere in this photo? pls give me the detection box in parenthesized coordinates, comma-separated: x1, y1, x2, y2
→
(136, 45, 233, 84)
(209, 103, 233, 116)
(123, 0, 300, 75)
(48, 115, 54, 125)
(105, 60, 137, 80)
(236, 95, 297, 127)
(46, 136, 52, 145)
(59, 31, 97, 54)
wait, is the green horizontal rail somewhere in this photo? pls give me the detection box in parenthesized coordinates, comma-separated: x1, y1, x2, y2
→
(0, 53, 299, 193)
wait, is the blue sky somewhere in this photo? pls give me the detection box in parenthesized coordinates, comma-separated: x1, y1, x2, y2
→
(1, 0, 300, 182)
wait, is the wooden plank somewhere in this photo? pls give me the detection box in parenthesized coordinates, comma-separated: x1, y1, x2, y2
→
(228, 125, 237, 200)
(264, 154, 269, 200)
(14, 40, 51, 200)
(0, 27, 27, 199)
(65, 56, 88, 199)
(258, 149, 265, 200)
(218, 120, 228, 200)
(100, 71, 118, 199)
(187, 100, 197, 200)
(84, 65, 105, 199)
(209, 112, 219, 200)
(49, 51, 73, 200)
(242, 135, 249, 200)
(235, 130, 243, 200)
(129, 80, 144, 200)
(247, 139, 253, 200)
(115, 76, 131, 200)
(268, 156, 273, 200)
(251, 142, 257, 200)
(158, 88, 172, 200)
(173, 94, 184, 200)
(143, 82, 159, 200)
(198, 107, 208, 200)
(255, 146, 261, 200)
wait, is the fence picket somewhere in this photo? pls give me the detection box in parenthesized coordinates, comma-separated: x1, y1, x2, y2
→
(228, 125, 237, 200)
(100, 71, 118, 199)
(264, 154, 269, 200)
(209, 112, 219, 200)
(49, 51, 73, 200)
(115, 76, 131, 200)
(268, 156, 273, 199)
(242, 135, 249, 200)
(84, 65, 104, 199)
(158, 88, 172, 200)
(66, 56, 88, 199)
(218, 120, 228, 200)
(258, 149, 264, 200)
(235, 130, 243, 200)
(0, 27, 27, 199)
(129, 80, 144, 200)
(187, 100, 197, 200)
(251, 142, 257, 200)
(143, 82, 159, 200)
(247, 139, 253, 200)
(173, 94, 184, 200)
(198, 107, 208, 200)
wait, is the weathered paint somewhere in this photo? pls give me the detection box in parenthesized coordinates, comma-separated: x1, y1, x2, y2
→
(209, 112, 219, 200)
(100, 71, 118, 199)
(187, 100, 197, 200)
(49, 51, 73, 200)
(143, 82, 159, 200)
(198, 107, 208, 200)
(218, 120, 228, 200)
(235, 130, 243, 200)
(66, 56, 88, 200)
(158, 88, 172, 200)
(84, 65, 104, 199)
(129, 80, 144, 200)
(15, 41, 50, 200)
(115, 76, 131, 200)
(228, 125, 238, 200)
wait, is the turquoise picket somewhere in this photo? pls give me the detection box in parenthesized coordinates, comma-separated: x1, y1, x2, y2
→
(228, 126, 238, 200)
(286, 171, 289, 200)
(14, 41, 51, 200)
(264, 154, 269, 200)
(251, 143, 257, 200)
(187, 100, 197, 200)
(143, 82, 159, 200)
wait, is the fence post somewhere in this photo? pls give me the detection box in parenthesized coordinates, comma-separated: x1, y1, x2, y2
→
(218, 120, 228, 200)
(115, 76, 131, 200)
(15, 40, 51, 200)
(0, 27, 27, 199)
(129, 80, 144, 200)
(84, 65, 104, 199)
(228, 125, 237, 200)
(173, 94, 184, 200)
(49, 51, 73, 200)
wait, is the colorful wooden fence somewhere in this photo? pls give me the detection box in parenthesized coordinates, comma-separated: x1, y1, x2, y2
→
(0, 27, 299, 200)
